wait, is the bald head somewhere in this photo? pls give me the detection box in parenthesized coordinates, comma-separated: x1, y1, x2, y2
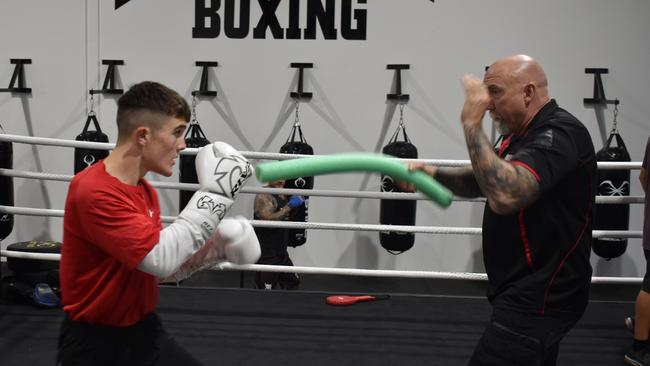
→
(488, 54, 549, 100)
(484, 55, 551, 133)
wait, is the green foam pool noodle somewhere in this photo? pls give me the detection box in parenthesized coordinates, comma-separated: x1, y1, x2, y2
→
(255, 153, 453, 208)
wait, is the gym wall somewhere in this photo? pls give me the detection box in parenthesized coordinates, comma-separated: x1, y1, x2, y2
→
(1, 0, 649, 277)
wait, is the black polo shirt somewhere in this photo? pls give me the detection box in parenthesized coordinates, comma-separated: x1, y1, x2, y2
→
(482, 99, 596, 316)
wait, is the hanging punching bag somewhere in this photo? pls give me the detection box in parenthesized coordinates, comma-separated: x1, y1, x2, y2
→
(593, 132, 630, 260)
(74, 113, 109, 174)
(380, 125, 417, 254)
(280, 124, 313, 247)
(0, 131, 14, 240)
(179, 122, 210, 211)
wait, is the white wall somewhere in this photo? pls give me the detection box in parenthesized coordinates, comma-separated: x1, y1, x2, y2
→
(1, 0, 649, 277)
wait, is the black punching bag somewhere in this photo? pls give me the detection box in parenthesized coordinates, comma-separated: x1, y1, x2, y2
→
(179, 123, 210, 211)
(380, 125, 417, 254)
(280, 124, 313, 247)
(74, 114, 109, 174)
(593, 132, 630, 260)
(0, 132, 13, 240)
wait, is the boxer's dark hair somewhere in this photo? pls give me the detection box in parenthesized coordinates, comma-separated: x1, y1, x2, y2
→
(116, 81, 190, 140)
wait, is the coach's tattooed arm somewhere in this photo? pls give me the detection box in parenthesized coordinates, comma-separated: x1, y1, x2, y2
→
(397, 162, 480, 199)
(463, 124, 539, 214)
(456, 73, 540, 214)
(431, 165, 482, 199)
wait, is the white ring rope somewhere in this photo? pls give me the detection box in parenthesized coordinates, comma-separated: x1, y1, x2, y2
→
(0, 168, 644, 204)
(0, 133, 644, 286)
(0, 168, 455, 202)
(0, 134, 458, 165)
(1, 250, 62, 261)
(0, 205, 642, 239)
(214, 263, 641, 285)
(0, 133, 642, 169)
(0, 250, 641, 284)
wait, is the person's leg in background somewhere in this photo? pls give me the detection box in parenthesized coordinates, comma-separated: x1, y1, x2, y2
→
(278, 254, 300, 290)
(254, 241, 283, 289)
(624, 249, 650, 365)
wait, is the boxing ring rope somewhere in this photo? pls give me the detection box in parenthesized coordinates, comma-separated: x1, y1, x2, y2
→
(0, 249, 641, 285)
(0, 134, 467, 166)
(0, 133, 645, 286)
(0, 205, 642, 239)
(0, 168, 644, 204)
(0, 133, 642, 169)
(0, 167, 473, 202)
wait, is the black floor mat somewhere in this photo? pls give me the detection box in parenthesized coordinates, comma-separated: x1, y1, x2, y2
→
(0, 285, 634, 366)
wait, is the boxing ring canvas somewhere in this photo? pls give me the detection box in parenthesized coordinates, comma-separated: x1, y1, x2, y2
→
(0, 283, 634, 366)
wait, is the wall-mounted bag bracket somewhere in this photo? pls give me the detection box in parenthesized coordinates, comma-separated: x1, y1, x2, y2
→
(386, 64, 410, 103)
(0, 59, 32, 94)
(192, 61, 219, 97)
(584, 68, 619, 106)
(290, 63, 313, 101)
(90, 60, 124, 95)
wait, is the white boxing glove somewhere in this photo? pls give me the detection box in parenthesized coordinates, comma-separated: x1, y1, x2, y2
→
(138, 142, 253, 279)
(159, 228, 227, 283)
(177, 190, 230, 240)
(177, 141, 253, 240)
(218, 216, 261, 265)
(196, 141, 253, 199)
(160, 216, 260, 283)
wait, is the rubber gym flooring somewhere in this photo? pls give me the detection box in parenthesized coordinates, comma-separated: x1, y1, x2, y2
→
(0, 269, 637, 366)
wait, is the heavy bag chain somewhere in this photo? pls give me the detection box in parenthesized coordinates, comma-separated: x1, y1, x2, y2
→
(185, 95, 208, 140)
(287, 100, 308, 144)
(191, 94, 199, 125)
(81, 92, 103, 134)
(88, 92, 96, 117)
(185, 96, 207, 140)
(294, 100, 300, 127)
(389, 104, 410, 144)
(610, 101, 619, 134)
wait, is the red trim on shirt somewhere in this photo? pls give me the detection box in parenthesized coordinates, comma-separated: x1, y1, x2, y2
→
(497, 135, 512, 157)
(518, 210, 536, 272)
(511, 161, 541, 182)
